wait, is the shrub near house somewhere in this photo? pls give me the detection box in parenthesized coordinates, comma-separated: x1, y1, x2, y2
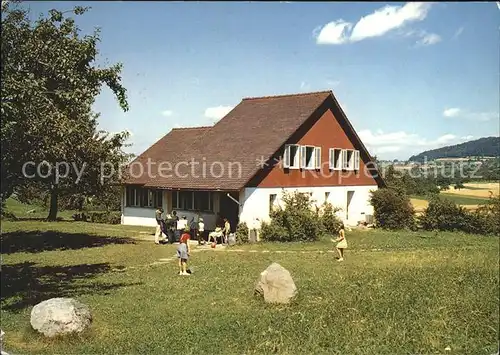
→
(260, 191, 342, 242)
(369, 188, 416, 230)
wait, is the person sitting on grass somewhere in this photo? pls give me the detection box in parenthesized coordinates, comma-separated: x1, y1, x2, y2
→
(331, 223, 347, 262)
(177, 227, 191, 275)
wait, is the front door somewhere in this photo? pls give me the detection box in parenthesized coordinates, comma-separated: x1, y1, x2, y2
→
(219, 192, 239, 232)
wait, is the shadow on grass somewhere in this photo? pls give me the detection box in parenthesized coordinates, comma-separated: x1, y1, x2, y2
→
(1, 262, 141, 311)
(0, 230, 136, 254)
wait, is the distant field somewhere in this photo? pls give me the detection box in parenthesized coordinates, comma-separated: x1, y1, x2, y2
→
(443, 182, 500, 198)
(410, 182, 498, 212)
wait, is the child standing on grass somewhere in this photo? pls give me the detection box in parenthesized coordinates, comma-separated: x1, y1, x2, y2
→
(331, 223, 347, 262)
(177, 227, 191, 275)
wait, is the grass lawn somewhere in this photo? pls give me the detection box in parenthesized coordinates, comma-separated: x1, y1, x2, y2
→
(4, 197, 78, 221)
(1, 220, 499, 354)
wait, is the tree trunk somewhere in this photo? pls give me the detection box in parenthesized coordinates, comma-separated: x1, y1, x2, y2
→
(47, 184, 59, 221)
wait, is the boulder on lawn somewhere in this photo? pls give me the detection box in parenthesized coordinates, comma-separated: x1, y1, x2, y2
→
(254, 262, 297, 304)
(30, 298, 92, 338)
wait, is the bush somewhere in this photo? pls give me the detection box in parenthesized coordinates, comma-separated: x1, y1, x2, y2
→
(369, 188, 416, 230)
(1, 209, 17, 221)
(260, 221, 289, 242)
(419, 196, 474, 232)
(73, 211, 121, 224)
(470, 195, 500, 235)
(318, 202, 342, 235)
(260, 191, 323, 242)
(235, 222, 249, 244)
(72, 212, 89, 222)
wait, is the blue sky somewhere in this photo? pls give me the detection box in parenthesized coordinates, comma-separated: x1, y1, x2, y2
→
(27, 1, 499, 160)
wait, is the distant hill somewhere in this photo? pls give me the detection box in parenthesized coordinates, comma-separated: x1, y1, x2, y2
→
(408, 136, 500, 162)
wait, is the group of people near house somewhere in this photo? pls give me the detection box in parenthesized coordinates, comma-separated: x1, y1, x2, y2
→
(154, 208, 233, 276)
(155, 208, 348, 276)
(154, 208, 231, 246)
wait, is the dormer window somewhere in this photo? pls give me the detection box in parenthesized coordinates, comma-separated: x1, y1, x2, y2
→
(283, 144, 300, 169)
(284, 144, 321, 170)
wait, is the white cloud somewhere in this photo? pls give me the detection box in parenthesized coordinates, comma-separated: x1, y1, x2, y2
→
(300, 81, 311, 91)
(161, 110, 173, 117)
(173, 123, 181, 128)
(443, 107, 498, 122)
(358, 129, 473, 158)
(314, 20, 352, 44)
(351, 2, 433, 42)
(315, 2, 434, 45)
(326, 80, 341, 88)
(452, 27, 464, 39)
(204, 105, 233, 121)
(436, 134, 456, 144)
(376, 146, 402, 153)
(461, 135, 474, 141)
(416, 32, 441, 46)
(404, 29, 441, 46)
(443, 107, 461, 118)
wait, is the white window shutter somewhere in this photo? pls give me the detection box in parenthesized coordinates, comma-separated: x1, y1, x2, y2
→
(355, 150, 360, 170)
(342, 149, 348, 170)
(314, 147, 321, 169)
(283, 145, 290, 168)
(329, 149, 334, 170)
(300, 145, 307, 169)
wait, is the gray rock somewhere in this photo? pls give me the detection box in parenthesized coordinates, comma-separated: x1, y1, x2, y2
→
(30, 298, 92, 338)
(254, 263, 297, 304)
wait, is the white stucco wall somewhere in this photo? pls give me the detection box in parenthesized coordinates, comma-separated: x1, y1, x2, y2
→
(122, 207, 159, 227)
(239, 185, 377, 227)
(121, 189, 166, 227)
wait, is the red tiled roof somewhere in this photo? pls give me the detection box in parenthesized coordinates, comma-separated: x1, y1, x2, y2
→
(124, 90, 383, 189)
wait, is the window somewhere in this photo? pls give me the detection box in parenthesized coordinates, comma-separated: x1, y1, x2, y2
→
(335, 149, 360, 171)
(269, 194, 277, 214)
(172, 191, 214, 212)
(285, 144, 321, 170)
(329, 148, 342, 170)
(178, 191, 193, 210)
(346, 150, 354, 170)
(325, 191, 330, 202)
(301, 146, 315, 169)
(194, 191, 211, 211)
(284, 144, 300, 169)
(126, 187, 162, 208)
(345, 149, 360, 171)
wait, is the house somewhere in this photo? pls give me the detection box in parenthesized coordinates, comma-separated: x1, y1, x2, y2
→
(121, 90, 385, 232)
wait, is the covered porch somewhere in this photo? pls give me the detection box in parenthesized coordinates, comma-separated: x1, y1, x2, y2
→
(121, 185, 240, 231)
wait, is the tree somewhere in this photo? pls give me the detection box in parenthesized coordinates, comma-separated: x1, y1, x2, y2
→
(1, 2, 130, 219)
